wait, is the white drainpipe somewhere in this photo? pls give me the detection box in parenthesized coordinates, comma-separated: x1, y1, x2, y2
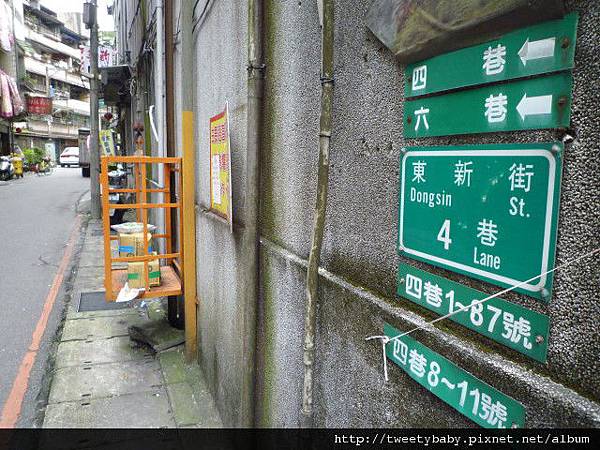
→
(154, 0, 166, 251)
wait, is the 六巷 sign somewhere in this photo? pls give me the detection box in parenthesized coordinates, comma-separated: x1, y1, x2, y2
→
(397, 264, 550, 362)
(403, 72, 572, 138)
(405, 13, 578, 97)
(398, 143, 563, 301)
(384, 322, 526, 429)
(209, 102, 233, 231)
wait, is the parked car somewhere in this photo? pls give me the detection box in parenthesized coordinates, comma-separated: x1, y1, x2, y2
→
(59, 147, 80, 167)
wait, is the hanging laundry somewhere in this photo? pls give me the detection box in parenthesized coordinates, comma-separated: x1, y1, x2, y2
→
(0, 70, 13, 118)
(0, 0, 12, 53)
(7, 73, 23, 115)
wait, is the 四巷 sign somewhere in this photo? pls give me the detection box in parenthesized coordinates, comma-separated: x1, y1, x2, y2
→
(405, 13, 578, 97)
(397, 264, 550, 362)
(384, 323, 526, 429)
(209, 103, 233, 231)
(398, 143, 562, 301)
(404, 72, 572, 138)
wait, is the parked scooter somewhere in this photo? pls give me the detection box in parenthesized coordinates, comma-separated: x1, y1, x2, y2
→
(108, 164, 128, 225)
(0, 155, 15, 181)
(11, 154, 23, 178)
(35, 157, 53, 176)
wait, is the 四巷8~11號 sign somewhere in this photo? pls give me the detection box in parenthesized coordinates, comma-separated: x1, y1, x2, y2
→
(403, 72, 572, 138)
(384, 323, 526, 429)
(398, 143, 563, 301)
(405, 13, 578, 97)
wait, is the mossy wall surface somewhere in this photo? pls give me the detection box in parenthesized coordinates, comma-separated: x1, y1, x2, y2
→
(191, 0, 600, 427)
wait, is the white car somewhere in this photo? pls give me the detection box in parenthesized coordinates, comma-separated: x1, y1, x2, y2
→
(59, 147, 80, 167)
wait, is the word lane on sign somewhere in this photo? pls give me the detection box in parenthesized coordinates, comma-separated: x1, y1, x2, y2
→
(398, 143, 562, 301)
(405, 13, 578, 97)
(403, 72, 572, 138)
(384, 323, 526, 429)
(397, 264, 550, 362)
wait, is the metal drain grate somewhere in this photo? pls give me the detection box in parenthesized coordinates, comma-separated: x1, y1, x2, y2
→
(78, 291, 130, 312)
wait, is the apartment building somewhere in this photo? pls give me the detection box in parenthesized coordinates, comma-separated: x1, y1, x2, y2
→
(13, 0, 90, 160)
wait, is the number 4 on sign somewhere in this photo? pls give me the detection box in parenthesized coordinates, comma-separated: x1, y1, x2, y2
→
(437, 220, 452, 250)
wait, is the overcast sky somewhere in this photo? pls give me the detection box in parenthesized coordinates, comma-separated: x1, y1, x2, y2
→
(40, 0, 115, 31)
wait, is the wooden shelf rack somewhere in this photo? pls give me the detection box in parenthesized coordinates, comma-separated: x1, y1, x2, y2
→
(101, 155, 184, 301)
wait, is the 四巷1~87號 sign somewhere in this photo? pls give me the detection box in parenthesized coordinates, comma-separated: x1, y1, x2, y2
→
(398, 143, 563, 301)
(397, 264, 550, 362)
(384, 323, 526, 429)
(403, 72, 572, 138)
(405, 13, 578, 98)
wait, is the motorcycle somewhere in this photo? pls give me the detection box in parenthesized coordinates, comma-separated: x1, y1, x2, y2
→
(108, 164, 128, 225)
(35, 157, 53, 176)
(0, 156, 15, 181)
(11, 154, 24, 178)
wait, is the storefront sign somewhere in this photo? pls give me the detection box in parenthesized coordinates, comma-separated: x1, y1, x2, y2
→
(403, 72, 572, 138)
(405, 13, 578, 97)
(209, 103, 233, 231)
(397, 264, 550, 362)
(384, 322, 526, 429)
(398, 143, 562, 300)
(26, 96, 52, 115)
(100, 130, 115, 156)
(81, 45, 118, 74)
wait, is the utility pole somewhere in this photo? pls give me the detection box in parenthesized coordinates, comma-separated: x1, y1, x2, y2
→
(87, 0, 101, 219)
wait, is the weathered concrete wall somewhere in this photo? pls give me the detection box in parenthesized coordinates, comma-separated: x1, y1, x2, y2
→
(254, 0, 600, 428)
(192, 0, 250, 428)
(183, 0, 600, 427)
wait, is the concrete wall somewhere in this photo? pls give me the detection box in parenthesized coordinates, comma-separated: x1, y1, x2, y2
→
(256, 0, 600, 427)
(183, 0, 600, 428)
(192, 0, 250, 428)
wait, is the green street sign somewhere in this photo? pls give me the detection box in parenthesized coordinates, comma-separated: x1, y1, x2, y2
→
(405, 13, 578, 97)
(397, 264, 550, 362)
(403, 72, 572, 138)
(384, 322, 526, 429)
(398, 143, 563, 301)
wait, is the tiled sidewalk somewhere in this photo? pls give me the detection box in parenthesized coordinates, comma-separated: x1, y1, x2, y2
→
(43, 219, 222, 429)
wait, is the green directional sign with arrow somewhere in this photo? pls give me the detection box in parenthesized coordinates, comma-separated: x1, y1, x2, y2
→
(405, 13, 578, 98)
(403, 72, 572, 138)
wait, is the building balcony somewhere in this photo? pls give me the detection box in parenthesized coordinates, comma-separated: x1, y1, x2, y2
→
(26, 28, 82, 61)
(24, 57, 89, 90)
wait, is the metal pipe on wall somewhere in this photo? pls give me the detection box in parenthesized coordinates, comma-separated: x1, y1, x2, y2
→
(300, 0, 334, 428)
(154, 0, 167, 253)
(164, 0, 183, 326)
(89, 0, 101, 219)
(241, 0, 265, 428)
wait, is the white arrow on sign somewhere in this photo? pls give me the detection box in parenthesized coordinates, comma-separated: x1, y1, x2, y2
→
(516, 94, 553, 120)
(518, 37, 556, 66)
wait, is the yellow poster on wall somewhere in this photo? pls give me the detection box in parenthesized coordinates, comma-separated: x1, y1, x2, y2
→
(209, 102, 232, 231)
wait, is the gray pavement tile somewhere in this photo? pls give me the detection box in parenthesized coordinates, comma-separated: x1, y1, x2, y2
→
(159, 348, 187, 385)
(55, 336, 153, 368)
(61, 315, 146, 341)
(78, 249, 105, 268)
(48, 359, 163, 404)
(66, 308, 140, 320)
(166, 383, 201, 427)
(43, 388, 176, 428)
